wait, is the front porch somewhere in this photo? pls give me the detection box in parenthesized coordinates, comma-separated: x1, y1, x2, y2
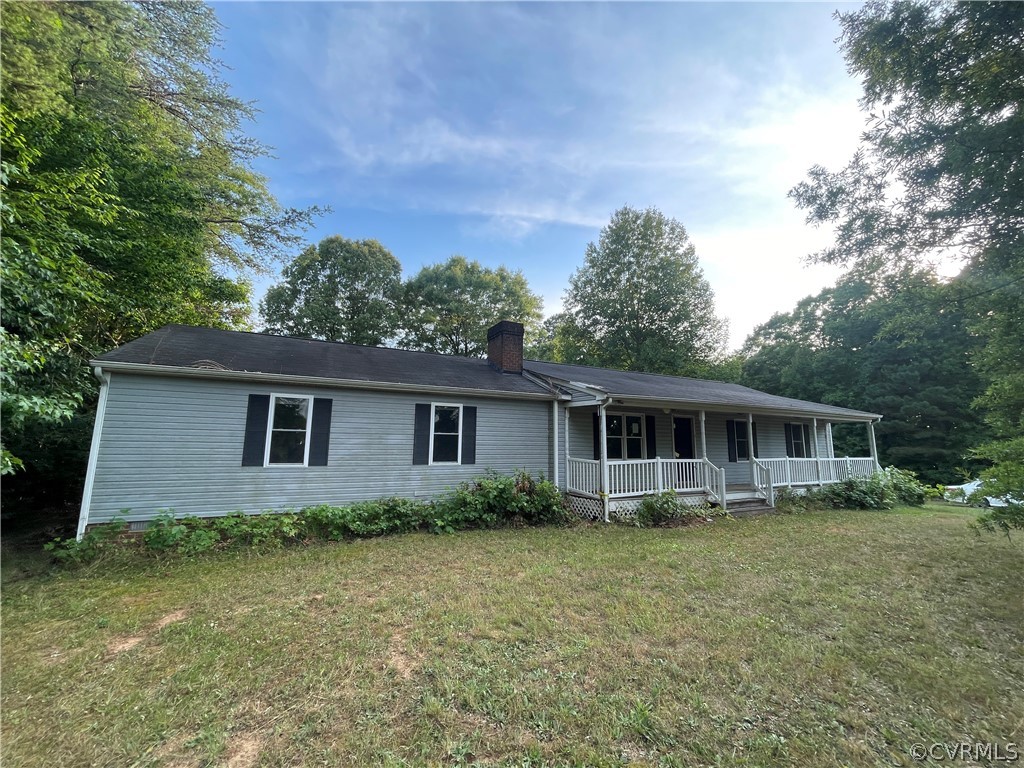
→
(559, 402, 881, 521)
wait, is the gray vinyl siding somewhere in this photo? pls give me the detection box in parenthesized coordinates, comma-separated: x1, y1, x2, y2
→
(87, 373, 553, 523)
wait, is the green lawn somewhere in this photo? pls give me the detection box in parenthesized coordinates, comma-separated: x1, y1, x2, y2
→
(2, 505, 1022, 767)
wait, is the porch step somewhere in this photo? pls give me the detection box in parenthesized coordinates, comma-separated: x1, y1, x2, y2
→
(723, 497, 775, 517)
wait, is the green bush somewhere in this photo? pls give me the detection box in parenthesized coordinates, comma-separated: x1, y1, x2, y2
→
(772, 486, 819, 514)
(816, 466, 930, 510)
(47, 472, 567, 563)
(428, 471, 567, 533)
(44, 518, 128, 565)
(634, 492, 721, 528)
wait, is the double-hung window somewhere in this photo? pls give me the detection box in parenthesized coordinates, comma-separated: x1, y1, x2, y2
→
(726, 419, 758, 462)
(266, 395, 313, 465)
(606, 413, 645, 460)
(785, 423, 813, 458)
(430, 404, 462, 464)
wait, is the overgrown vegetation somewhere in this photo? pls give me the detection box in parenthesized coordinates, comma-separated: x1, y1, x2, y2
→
(633, 492, 723, 528)
(772, 466, 934, 513)
(47, 472, 566, 562)
(4, 507, 1021, 767)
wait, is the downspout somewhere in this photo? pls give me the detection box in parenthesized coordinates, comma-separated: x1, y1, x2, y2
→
(599, 399, 610, 522)
(76, 366, 112, 541)
(552, 400, 559, 488)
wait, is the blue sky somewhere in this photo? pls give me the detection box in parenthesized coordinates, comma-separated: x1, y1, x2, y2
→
(213, 1, 866, 350)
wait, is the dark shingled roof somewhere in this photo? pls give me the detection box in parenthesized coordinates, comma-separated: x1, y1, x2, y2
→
(96, 325, 879, 420)
(95, 325, 552, 397)
(522, 359, 880, 421)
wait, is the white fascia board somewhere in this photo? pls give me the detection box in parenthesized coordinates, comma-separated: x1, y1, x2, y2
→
(598, 394, 881, 422)
(92, 361, 558, 402)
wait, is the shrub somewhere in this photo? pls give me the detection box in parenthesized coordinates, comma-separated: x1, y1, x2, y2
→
(428, 471, 567, 533)
(302, 498, 429, 539)
(881, 466, 929, 506)
(634, 492, 721, 528)
(44, 518, 129, 565)
(816, 466, 931, 510)
(772, 486, 819, 514)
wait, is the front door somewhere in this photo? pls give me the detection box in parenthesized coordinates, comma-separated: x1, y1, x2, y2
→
(673, 417, 695, 459)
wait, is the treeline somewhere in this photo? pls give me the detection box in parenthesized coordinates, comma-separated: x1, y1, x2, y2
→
(1, 2, 321, 509)
(260, 206, 732, 380)
(2, 1, 1020, 531)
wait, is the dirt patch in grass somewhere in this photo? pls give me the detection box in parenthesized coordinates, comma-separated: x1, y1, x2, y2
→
(223, 731, 263, 768)
(386, 627, 424, 680)
(106, 609, 189, 655)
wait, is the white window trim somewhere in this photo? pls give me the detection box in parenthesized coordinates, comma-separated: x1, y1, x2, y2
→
(264, 393, 314, 467)
(729, 419, 751, 462)
(606, 411, 647, 461)
(428, 402, 463, 465)
(788, 422, 810, 459)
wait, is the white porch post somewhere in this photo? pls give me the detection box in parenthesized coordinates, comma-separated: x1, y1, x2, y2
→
(699, 410, 708, 460)
(599, 402, 610, 522)
(825, 422, 834, 458)
(813, 417, 822, 486)
(867, 420, 880, 471)
(747, 412, 755, 488)
(564, 407, 570, 488)
(552, 401, 559, 488)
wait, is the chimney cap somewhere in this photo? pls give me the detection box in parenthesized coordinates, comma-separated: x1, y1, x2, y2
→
(487, 320, 524, 341)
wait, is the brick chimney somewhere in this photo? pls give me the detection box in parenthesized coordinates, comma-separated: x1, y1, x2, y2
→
(486, 321, 524, 374)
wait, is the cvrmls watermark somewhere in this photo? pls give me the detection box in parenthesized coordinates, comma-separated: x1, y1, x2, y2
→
(909, 742, 1019, 762)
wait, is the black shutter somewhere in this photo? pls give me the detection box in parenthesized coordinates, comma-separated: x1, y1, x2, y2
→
(645, 415, 657, 458)
(726, 420, 737, 463)
(593, 412, 601, 460)
(242, 394, 271, 466)
(461, 406, 477, 465)
(803, 424, 812, 457)
(308, 398, 332, 466)
(752, 422, 759, 459)
(784, 423, 795, 458)
(413, 404, 431, 465)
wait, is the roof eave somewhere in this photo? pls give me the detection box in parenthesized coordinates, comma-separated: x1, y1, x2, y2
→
(92, 361, 558, 401)
(599, 393, 881, 422)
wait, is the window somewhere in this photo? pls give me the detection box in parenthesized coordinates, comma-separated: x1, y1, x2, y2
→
(430, 404, 462, 464)
(606, 413, 645, 460)
(413, 403, 476, 466)
(266, 395, 313, 465)
(727, 419, 759, 462)
(785, 423, 812, 458)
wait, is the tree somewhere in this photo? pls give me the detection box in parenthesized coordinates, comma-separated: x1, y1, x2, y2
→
(560, 206, 727, 376)
(261, 237, 403, 345)
(0, 2, 321, 500)
(400, 256, 543, 357)
(789, 1, 1023, 528)
(741, 272, 992, 484)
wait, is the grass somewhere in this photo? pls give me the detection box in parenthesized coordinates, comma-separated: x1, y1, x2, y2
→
(2, 504, 1022, 767)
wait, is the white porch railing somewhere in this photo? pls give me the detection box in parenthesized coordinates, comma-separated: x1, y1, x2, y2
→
(567, 457, 727, 508)
(752, 458, 775, 507)
(760, 457, 878, 487)
(566, 457, 601, 498)
(568, 455, 878, 503)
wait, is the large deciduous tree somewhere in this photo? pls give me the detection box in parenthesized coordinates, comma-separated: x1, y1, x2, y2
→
(741, 272, 992, 485)
(0, 2, 321, 499)
(789, 1, 1023, 529)
(261, 237, 403, 345)
(560, 206, 727, 376)
(400, 256, 543, 357)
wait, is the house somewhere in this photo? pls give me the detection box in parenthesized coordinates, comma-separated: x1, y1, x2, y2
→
(76, 321, 881, 537)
